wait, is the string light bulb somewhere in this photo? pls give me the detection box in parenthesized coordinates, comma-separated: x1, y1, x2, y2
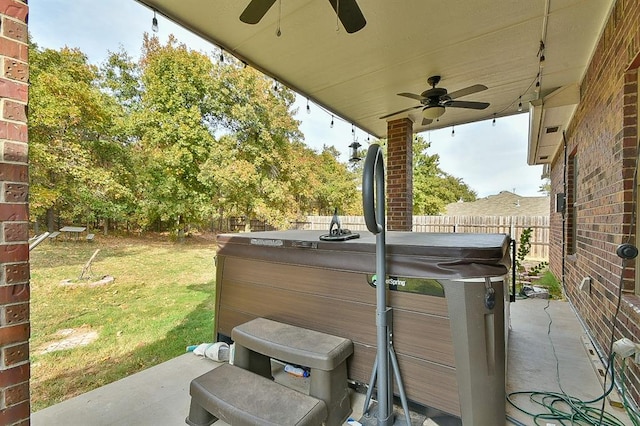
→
(535, 80, 540, 93)
(330, 115, 334, 128)
(219, 49, 224, 63)
(451, 126, 455, 138)
(518, 97, 523, 112)
(273, 80, 279, 91)
(538, 40, 546, 68)
(492, 113, 496, 127)
(152, 10, 159, 33)
(351, 124, 355, 135)
(306, 99, 311, 114)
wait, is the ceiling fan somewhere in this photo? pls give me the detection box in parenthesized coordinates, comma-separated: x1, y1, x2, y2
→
(380, 75, 490, 125)
(240, 0, 366, 34)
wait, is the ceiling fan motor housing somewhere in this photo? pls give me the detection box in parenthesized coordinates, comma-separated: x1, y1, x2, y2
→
(421, 87, 447, 102)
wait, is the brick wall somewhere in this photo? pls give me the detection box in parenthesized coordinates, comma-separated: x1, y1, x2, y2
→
(0, 0, 30, 425)
(549, 0, 640, 404)
(386, 118, 413, 231)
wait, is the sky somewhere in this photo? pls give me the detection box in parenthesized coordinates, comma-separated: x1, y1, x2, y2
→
(28, 0, 544, 198)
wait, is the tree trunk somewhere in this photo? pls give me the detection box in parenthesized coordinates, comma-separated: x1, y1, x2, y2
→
(177, 215, 185, 243)
(46, 208, 55, 232)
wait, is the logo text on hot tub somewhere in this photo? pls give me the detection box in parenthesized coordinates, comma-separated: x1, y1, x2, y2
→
(368, 275, 405, 287)
(250, 238, 283, 247)
(366, 275, 446, 298)
(386, 277, 406, 287)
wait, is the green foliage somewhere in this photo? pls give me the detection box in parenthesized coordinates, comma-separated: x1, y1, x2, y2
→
(412, 135, 477, 214)
(516, 227, 533, 272)
(129, 35, 219, 232)
(197, 62, 306, 228)
(28, 35, 475, 233)
(539, 178, 551, 196)
(28, 43, 135, 230)
(29, 35, 360, 232)
(528, 260, 549, 276)
(537, 270, 563, 299)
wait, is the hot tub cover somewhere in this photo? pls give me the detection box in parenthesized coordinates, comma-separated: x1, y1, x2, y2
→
(216, 230, 511, 280)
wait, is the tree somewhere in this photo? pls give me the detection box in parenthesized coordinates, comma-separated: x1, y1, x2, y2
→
(539, 178, 551, 196)
(100, 48, 142, 112)
(412, 135, 476, 214)
(199, 64, 305, 229)
(28, 42, 134, 231)
(125, 35, 222, 236)
(310, 146, 359, 215)
(286, 142, 325, 216)
(27, 35, 385, 234)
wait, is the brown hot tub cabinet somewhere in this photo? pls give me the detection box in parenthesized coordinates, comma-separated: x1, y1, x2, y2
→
(214, 230, 511, 424)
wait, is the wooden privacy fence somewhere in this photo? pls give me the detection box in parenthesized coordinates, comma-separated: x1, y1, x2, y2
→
(295, 215, 549, 260)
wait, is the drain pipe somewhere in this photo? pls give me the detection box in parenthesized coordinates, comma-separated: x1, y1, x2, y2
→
(510, 239, 516, 302)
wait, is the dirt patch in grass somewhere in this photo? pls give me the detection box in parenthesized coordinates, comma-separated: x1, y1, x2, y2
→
(38, 326, 99, 354)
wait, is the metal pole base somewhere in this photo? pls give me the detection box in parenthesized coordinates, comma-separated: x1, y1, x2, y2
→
(363, 344, 412, 426)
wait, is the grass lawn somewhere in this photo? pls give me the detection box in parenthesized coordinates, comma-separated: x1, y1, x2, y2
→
(29, 233, 217, 412)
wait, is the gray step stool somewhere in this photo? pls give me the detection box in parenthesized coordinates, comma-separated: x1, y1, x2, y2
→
(186, 363, 327, 426)
(186, 318, 353, 426)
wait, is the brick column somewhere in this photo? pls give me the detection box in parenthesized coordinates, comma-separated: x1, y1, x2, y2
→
(386, 118, 413, 231)
(0, 1, 30, 425)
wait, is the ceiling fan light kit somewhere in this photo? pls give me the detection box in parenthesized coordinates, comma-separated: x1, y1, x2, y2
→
(423, 106, 445, 120)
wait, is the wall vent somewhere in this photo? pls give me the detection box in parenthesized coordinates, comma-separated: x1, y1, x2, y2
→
(545, 126, 560, 134)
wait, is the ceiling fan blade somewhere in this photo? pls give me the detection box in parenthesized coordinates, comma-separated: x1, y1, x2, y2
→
(445, 100, 490, 110)
(327, 0, 367, 33)
(447, 84, 488, 100)
(379, 105, 421, 119)
(240, 0, 277, 24)
(421, 118, 433, 126)
(398, 92, 425, 101)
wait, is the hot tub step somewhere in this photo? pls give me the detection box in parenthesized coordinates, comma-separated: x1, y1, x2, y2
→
(232, 318, 354, 425)
(186, 363, 327, 426)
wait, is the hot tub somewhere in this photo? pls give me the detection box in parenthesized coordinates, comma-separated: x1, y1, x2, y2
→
(213, 230, 511, 424)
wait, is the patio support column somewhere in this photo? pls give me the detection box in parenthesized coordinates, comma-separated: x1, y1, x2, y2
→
(0, 1, 30, 425)
(386, 118, 413, 231)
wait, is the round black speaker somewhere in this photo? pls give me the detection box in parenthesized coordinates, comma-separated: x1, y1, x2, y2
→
(616, 243, 639, 260)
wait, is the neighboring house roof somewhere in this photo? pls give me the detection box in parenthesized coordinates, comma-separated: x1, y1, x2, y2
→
(444, 191, 550, 216)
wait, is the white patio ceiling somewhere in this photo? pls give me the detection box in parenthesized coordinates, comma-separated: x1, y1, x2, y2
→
(136, 0, 614, 163)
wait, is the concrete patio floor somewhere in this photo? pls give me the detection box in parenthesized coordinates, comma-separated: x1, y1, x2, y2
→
(32, 298, 634, 425)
